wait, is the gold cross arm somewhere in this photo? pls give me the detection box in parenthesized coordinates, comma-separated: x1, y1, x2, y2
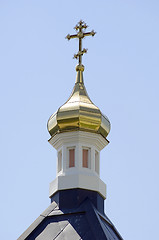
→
(66, 20, 96, 65)
(66, 30, 96, 40)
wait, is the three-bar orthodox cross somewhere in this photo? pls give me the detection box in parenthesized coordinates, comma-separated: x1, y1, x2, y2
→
(66, 20, 96, 65)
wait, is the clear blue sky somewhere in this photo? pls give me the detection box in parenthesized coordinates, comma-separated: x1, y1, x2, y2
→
(0, 1, 159, 239)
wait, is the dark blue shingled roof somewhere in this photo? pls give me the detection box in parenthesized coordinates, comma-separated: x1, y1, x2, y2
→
(18, 198, 123, 240)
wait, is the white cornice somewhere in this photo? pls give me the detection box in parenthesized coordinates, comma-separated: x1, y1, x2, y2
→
(49, 174, 107, 199)
(49, 131, 109, 151)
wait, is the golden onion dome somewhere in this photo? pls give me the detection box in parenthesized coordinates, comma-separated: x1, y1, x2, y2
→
(47, 65, 110, 139)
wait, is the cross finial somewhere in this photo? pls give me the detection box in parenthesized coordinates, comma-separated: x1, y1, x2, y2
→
(66, 20, 96, 66)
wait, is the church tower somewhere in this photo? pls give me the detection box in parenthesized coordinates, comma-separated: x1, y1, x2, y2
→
(18, 21, 123, 240)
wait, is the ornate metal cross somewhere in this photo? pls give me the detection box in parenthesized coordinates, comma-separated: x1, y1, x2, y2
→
(66, 20, 96, 65)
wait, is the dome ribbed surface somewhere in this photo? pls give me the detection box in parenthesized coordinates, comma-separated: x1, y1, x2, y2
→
(47, 69, 110, 139)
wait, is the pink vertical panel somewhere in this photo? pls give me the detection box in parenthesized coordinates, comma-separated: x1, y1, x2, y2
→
(95, 151, 99, 174)
(58, 151, 62, 172)
(69, 149, 75, 167)
(83, 149, 88, 168)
